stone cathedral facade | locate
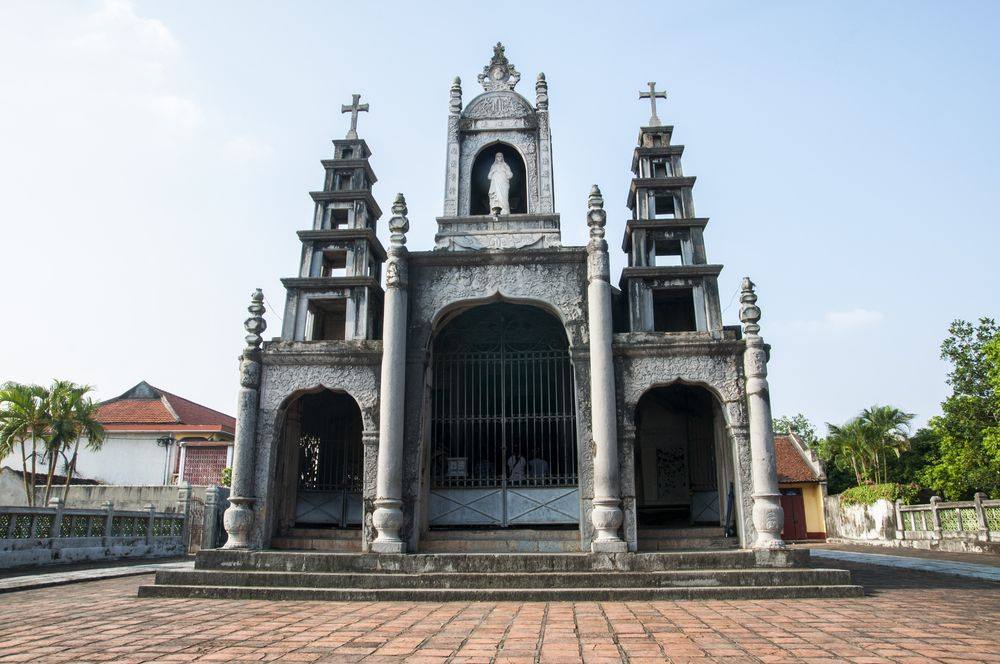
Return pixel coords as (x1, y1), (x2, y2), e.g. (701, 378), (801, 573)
(219, 44), (789, 557)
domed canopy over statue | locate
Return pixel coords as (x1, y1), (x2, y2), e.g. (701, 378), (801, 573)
(487, 152), (513, 215)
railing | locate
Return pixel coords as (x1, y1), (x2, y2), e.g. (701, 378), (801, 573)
(895, 493), (1000, 543)
(0, 498), (186, 569)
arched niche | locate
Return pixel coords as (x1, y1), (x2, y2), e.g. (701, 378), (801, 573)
(469, 143), (527, 215)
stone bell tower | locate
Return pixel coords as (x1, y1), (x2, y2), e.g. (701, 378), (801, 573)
(620, 83), (725, 336)
(436, 42), (559, 250)
(280, 94), (386, 341)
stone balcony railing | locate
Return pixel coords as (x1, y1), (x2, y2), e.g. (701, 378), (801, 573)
(895, 493), (1000, 544)
(0, 498), (186, 569)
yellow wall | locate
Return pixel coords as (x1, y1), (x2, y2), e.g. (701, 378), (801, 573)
(781, 482), (826, 536)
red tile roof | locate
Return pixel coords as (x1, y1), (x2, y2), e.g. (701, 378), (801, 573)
(96, 382), (235, 435)
(775, 434), (822, 483)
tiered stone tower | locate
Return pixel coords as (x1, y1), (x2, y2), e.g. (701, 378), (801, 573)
(280, 94), (386, 342)
(620, 83), (724, 335)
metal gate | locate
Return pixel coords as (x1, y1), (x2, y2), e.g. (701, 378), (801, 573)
(428, 303), (579, 527)
(294, 393), (363, 527)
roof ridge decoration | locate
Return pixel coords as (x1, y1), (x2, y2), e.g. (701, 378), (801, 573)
(478, 42), (521, 92)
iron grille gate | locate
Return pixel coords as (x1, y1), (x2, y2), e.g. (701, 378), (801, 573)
(295, 395), (363, 527)
(428, 304), (580, 527)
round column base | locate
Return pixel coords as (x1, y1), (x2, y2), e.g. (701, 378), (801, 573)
(221, 496), (256, 549)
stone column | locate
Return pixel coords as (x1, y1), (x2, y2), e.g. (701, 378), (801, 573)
(739, 278), (785, 549)
(585, 186), (627, 553)
(443, 79), (462, 216)
(222, 289), (267, 549)
(372, 194), (410, 554)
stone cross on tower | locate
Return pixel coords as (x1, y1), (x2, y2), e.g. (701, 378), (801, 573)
(341, 93), (369, 140)
(639, 81), (667, 127)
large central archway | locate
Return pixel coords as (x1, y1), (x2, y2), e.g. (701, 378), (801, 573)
(427, 301), (579, 527)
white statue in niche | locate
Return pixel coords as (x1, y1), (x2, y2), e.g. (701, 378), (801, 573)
(487, 152), (513, 215)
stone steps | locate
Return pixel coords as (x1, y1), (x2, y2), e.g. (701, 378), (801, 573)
(142, 549), (862, 601)
(138, 583), (862, 602)
(153, 567), (852, 590)
(194, 549), (792, 574)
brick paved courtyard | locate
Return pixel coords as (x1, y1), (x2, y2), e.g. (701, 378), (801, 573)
(0, 563), (996, 663)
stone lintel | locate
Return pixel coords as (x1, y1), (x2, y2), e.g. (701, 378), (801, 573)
(620, 264), (723, 280)
(621, 218), (709, 253)
(309, 190), (382, 219)
(280, 275), (382, 291)
(409, 245), (586, 268)
(612, 332), (744, 357)
(297, 229), (387, 261)
(261, 338), (383, 365)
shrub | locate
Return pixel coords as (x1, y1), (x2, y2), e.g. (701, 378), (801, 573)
(840, 483), (919, 506)
(220, 466), (232, 488)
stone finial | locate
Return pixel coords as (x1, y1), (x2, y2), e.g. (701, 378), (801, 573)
(388, 193), (409, 245)
(739, 277), (761, 336)
(535, 72), (549, 111)
(341, 93), (369, 139)
(449, 76), (463, 114)
(478, 42), (521, 91)
(244, 289), (267, 351)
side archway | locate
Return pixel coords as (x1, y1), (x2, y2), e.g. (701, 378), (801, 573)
(633, 383), (734, 532)
(272, 388), (364, 534)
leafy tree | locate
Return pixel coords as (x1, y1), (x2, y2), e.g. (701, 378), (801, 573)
(920, 318), (1000, 499)
(772, 413), (818, 447)
(58, 388), (105, 502)
(0, 382), (49, 506)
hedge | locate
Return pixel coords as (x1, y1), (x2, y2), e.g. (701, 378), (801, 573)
(839, 483), (919, 506)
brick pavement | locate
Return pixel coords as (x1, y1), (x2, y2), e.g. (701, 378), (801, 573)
(0, 563), (996, 663)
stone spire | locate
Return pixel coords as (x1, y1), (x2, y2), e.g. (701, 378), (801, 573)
(739, 277), (761, 336)
(535, 73), (549, 111)
(449, 77), (463, 114)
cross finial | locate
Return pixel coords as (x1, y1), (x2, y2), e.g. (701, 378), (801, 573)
(638, 81), (667, 127)
(341, 93), (369, 140)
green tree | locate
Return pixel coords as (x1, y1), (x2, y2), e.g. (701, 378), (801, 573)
(921, 318), (1000, 498)
(818, 405), (915, 487)
(859, 405), (915, 484)
(0, 382), (50, 506)
(42, 381), (105, 503)
(772, 413), (818, 447)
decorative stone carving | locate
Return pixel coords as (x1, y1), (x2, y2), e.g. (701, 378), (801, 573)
(478, 42), (521, 92)
(464, 92), (533, 120)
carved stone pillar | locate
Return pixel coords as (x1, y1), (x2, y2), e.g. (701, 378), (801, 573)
(222, 289), (266, 549)
(443, 79), (462, 216)
(372, 194), (409, 554)
(585, 186), (627, 553)
(739, 278), (785, 549)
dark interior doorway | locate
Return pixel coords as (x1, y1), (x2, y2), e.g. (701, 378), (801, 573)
(470, 143), (527, 215)
(276, 390), (363, 531)
(634, 384), (721, 526)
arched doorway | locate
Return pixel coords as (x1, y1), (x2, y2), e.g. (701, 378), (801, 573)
(634, 384), (730, 527)
(427, 302), (579, 527)
(470, 143), (527, 215)
(274, 389), (363, 532)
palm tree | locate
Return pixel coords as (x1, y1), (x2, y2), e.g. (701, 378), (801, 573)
(59, 391), (105, 502)
(42, 380), (81, 503)
(859, 405), (914, 484)
(825, 419), (872, 485)
(0, 382), (50, 506)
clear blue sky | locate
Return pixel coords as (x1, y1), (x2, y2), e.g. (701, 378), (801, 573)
(0, 1), (997, 431)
